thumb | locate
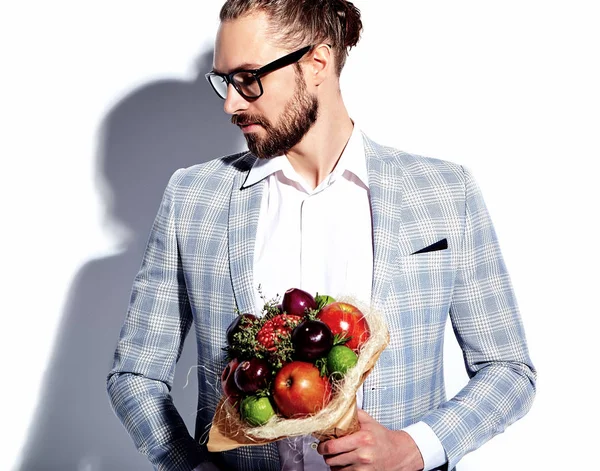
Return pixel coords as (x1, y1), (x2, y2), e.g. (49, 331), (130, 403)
(357, 408), (375, 425)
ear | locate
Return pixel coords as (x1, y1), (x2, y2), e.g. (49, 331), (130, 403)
(308, 44), (332, 86)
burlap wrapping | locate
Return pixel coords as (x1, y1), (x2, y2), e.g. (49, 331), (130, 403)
(206, 297), (389, 452)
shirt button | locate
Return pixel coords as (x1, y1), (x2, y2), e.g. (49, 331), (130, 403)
(310, 442), (318, 450)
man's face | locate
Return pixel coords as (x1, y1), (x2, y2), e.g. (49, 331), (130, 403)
(213, 12), (318, 159)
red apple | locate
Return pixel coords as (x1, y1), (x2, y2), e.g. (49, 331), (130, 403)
(221, 358), (243, 407)
(272, 361), (332, 418)
(317, 302), (370, 352)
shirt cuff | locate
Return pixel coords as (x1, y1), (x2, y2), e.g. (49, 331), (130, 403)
(402, 421), (447, 471)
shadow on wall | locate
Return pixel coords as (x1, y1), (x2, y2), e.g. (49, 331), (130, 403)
(19, 50), (244, 471)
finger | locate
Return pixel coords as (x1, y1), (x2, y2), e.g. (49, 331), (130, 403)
(325, 447), (376, 469)
(323, 449), (361, 468)
(317, 433), (362, 456)
(356, 408), (375, 424)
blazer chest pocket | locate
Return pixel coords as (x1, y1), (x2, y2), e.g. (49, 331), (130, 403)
(377, 247), (456, 369)
(394, 246), (456, 306)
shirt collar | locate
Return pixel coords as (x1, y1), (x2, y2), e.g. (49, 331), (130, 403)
(332, 123), (368, 186)
(243, 123), (368, 188)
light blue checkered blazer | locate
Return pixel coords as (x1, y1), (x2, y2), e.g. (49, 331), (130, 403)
(107, 134), (536, 471)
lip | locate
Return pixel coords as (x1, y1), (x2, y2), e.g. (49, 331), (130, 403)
(239, 123), (261, 133)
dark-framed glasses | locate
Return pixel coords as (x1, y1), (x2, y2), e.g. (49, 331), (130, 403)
(205, 45), (313, 100)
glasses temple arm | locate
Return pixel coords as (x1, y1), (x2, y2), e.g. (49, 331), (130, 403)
(254, 45), (312, 76)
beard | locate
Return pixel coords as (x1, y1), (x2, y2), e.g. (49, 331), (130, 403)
(232, 71), (319, 159)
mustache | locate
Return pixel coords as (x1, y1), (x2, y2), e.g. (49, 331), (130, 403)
(231, 113), (270, 128)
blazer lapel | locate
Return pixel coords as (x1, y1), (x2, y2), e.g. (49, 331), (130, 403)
(361, 134), (405, 414)
(228, 159), (264, 315)
(364, 135), (405, 311)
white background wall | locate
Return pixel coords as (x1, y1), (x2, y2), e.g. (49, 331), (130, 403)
(2, 1), (598, 470)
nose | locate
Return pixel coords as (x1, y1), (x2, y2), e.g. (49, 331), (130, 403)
(223, 83), (249, 115)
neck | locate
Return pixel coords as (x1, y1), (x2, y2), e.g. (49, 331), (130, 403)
(285, 97), (354, 190)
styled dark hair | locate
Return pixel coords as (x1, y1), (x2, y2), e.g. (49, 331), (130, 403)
(219, 0), (363, 76)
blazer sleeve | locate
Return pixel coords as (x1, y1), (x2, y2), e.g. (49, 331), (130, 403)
(106, 169), (206, 471)
(421, 167), (537, 469)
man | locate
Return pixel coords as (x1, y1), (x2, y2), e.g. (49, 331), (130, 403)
(107, 1), (536, 470)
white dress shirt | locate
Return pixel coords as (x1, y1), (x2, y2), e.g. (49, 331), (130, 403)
(194, 125), (446, 470)
(250, 126), (373, 315)
(250, 125), (373, 471)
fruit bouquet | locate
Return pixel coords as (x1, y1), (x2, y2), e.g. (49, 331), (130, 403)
(207, 288), (389, 452)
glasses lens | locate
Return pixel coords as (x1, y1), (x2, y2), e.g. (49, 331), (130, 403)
(208, 74), (228, 99)
(232, 72), (261, 99)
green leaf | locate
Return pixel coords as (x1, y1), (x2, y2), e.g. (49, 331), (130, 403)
(315, 293), (336, 310)
(304, 308), (320, 321)
(315, 357), (328, 377)
(256, 384), (272, 397)
(333, 333), (351, 346)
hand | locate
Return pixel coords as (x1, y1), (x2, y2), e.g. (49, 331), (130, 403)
(317, 409), (425, 471)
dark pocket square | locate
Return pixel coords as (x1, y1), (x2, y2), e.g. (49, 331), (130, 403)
(411, 238), (448, 254)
